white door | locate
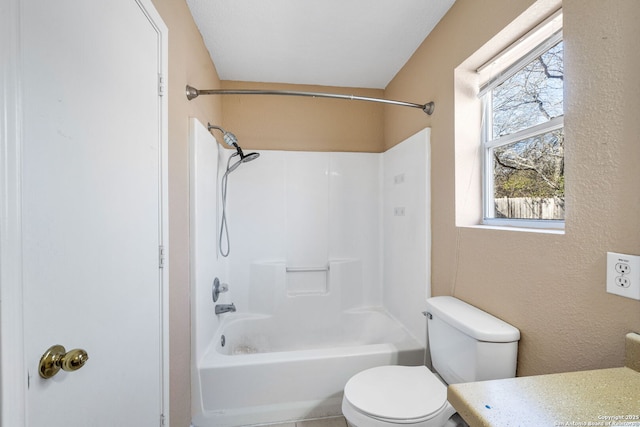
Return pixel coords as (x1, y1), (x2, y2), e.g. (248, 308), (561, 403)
(14, 0), (168, 425)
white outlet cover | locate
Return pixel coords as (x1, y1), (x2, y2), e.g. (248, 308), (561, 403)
(606, 252), (640, 300)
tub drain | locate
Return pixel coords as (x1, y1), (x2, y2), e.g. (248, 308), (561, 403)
(220, 335), (226, 347)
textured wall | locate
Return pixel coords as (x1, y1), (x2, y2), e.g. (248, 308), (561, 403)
(220, 81), (385, 153)
(385, 0), (640, 376)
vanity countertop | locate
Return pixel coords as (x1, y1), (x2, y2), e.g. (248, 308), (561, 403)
(447, 333), (640, 427)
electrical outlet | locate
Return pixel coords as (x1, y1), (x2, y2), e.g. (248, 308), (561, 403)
(615, 276), (631, 288)
(615, 262), (630, 274)
(606, 252), (640, 300)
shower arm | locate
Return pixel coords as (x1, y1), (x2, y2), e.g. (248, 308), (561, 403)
(186, 85), (435, 115)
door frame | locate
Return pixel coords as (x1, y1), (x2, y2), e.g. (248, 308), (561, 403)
(0, 0), (26, 425)
(0, 1), (169, 425)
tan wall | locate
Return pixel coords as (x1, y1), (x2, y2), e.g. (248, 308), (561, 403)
(150, 1), (222, 425)
(386, 0), (640, 376)
(220, 81), (385, 152)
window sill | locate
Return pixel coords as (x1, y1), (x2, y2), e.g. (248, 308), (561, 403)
(462, 223), (565, 235)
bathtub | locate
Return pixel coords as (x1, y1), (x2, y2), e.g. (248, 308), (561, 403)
(191, 307), (424, 427)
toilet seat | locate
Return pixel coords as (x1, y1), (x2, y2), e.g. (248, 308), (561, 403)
(343, 365), (448, 424)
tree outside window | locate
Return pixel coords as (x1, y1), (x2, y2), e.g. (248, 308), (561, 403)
(483, 36), (564, 224)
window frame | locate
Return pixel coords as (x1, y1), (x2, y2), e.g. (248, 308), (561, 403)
(479, 23), (565, 230)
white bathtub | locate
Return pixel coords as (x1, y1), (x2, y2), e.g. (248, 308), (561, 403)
(191, 307), (424, 427)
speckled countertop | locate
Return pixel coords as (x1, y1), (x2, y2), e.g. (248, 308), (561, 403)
(448, 333), (640, 427)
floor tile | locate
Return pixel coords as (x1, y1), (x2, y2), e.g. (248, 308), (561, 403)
(296, 416), (347, 427)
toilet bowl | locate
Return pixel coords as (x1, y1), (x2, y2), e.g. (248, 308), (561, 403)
(341, 296), (520, 427)
(342, 365), (456, 427)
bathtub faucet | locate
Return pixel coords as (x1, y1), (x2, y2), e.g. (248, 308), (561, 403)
(215, 303), (236, 315)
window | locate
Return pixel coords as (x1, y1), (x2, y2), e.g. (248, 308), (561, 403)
(479, 11), (564, 229)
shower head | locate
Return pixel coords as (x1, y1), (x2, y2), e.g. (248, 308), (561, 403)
(226, 151), (260, 174)
(207, 124), (238, 148)
(231, 144), (260, 162)
(242, 152), (260, 162)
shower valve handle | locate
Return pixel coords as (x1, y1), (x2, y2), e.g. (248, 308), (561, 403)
(212, 277), (229, 303)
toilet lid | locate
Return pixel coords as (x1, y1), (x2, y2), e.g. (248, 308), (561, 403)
(344, 366), (447, 422)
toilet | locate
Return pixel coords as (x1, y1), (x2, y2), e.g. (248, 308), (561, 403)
(342, 296), (521, 427)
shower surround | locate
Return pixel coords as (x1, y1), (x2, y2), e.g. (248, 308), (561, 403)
(190, 119), (430, 426)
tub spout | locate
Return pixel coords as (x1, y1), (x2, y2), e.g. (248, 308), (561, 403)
(215, 303), (236, 315)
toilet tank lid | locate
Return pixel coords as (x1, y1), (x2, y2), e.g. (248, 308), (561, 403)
(425, 296), (520, 342)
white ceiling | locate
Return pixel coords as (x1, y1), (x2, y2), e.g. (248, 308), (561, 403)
(186, 0), (456, 89)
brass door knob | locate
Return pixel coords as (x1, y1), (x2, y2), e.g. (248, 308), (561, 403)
(39, 345), (89, 379)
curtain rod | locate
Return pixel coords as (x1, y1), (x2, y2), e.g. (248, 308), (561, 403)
(185, 85), (435, 115)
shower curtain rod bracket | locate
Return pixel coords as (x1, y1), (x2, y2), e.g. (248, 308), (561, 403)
(186, 85), (434, 115)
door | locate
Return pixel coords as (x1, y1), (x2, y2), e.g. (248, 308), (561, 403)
(17, 0), (168, 425)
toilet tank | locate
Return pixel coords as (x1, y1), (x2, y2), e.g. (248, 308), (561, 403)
(425, 296), (520, 385)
